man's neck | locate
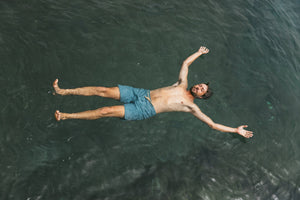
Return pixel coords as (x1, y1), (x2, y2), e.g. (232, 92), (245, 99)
(186, 90), (196, 101)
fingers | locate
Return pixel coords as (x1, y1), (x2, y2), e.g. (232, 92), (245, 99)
(247, 132), (253, 138)
(199, 46), (209, 53)
(245, 131), (253, 138)
(238, 125), (254, 138)
(242, 125), (253, 138)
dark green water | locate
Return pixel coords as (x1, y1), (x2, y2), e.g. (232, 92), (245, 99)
(1, 0), (300, 199)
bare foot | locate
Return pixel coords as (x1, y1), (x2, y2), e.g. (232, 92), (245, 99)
(53, 79), (65, 95)
(55, 110), (61, 121)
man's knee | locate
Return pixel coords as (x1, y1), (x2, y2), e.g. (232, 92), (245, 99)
(97, 106), (124, 118)
(95, 87), (119, 99)
(95, 87), (108, 96)
(98, 107), (113, 116)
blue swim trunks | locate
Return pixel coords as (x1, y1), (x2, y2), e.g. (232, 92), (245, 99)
(118, 85), (156, 120)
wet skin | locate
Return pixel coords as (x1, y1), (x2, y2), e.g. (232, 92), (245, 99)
(53, 46), (253, 138)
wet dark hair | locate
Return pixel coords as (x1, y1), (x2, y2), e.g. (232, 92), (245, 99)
(190, 82), (213, 100)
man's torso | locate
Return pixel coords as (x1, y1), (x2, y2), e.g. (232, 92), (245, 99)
(150, 84), (194, 114)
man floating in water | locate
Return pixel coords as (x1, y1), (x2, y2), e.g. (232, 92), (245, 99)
(53, 46), (253, 138)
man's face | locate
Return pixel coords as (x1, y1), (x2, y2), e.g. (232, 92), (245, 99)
(191, 83), (208, 98)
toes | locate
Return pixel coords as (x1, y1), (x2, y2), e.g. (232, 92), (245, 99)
(53, 79), (59, 87)
(55, 110), (61, 121)
(53, 79), (60, 95)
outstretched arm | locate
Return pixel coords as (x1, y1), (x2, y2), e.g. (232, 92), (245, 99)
(190, 104), (253, 138)
(177, 46), (209, 87)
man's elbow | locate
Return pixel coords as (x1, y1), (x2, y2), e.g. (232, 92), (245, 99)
(208, 122), (216, 130)
(182, 61), (190, 67)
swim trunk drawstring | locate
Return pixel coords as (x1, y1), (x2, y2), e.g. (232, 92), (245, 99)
(145, 91), (151, 102)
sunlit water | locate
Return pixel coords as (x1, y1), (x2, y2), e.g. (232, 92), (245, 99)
(1, 0), (300, 199)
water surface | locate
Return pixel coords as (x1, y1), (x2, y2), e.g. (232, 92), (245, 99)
(1, 0), (300, 199)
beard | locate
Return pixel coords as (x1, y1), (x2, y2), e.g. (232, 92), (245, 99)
(189, 86), (199, 98)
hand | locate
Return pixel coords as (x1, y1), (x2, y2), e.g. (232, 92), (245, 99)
(198, 46), (209, 54)
(236, 125), (253, 138)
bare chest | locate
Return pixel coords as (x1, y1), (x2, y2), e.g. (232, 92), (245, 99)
(150, 86), (193, 113)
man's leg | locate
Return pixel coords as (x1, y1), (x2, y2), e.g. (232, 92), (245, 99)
(53, 79), (120, 100)
(54, 105), (125, 121)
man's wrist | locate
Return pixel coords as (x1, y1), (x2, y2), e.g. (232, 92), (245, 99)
(230, 128), (237, 133)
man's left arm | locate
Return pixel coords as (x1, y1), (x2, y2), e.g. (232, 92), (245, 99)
(189, 104), (253, 138)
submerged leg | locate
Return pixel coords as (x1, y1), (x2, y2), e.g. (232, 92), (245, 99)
(54, 105), (125, 121)
(53, 79), (120, 100)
